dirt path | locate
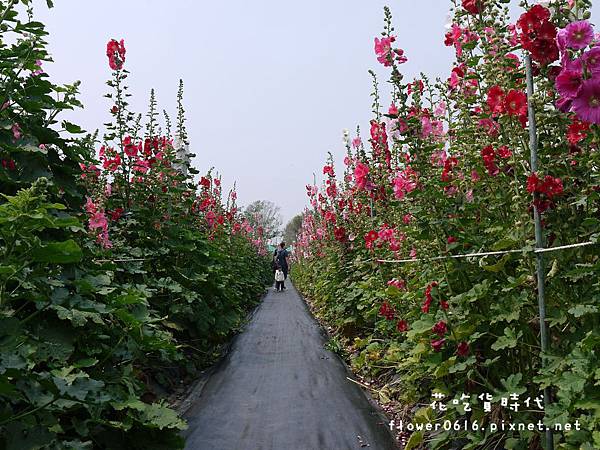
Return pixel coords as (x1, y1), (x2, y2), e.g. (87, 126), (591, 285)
(183, 280), (397, 450)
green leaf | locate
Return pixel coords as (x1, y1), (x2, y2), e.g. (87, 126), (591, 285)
(491, 327), (522, 351)
(32, 239), (82, 263)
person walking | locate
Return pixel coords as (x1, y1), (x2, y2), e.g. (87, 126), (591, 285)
(275, 242), (290, 289)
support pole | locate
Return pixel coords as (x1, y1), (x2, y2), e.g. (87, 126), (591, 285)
(525, 53), (554, 450)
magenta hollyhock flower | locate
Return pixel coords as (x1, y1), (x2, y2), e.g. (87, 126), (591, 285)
(353, 162), (369, 189)
(572, 79), (600, 123)
(457, 341), (470, 357)
(564, 20), (594, 50)
(374, 36), (394, 66)
(555, 68), (583, 99)
(11, 123), (21, 141)
(583, 47), (600, 73)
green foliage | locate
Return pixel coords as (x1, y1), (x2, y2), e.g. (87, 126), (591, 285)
(0, 2), (270, 448)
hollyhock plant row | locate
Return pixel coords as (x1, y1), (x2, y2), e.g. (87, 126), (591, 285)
(294, 2), (599, 449)
(0, 3), (270, 448)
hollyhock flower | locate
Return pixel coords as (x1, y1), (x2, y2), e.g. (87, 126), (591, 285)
(323, 165), (335, 176)
(564, 20), (594, 50)
(364, 230), (378, 249)
(432, 320), (448, 337)
(85, 197), (97, 214)
(497, 146), (512, 159)
(567, 119), (590, 144)
(392, 168), (417, 200)
(410, 247), (417, 259)
(106, 38), (126, 70)
(387, 278), (406, 290)
(378, 301), (395, 320)
(431, 338), (446, 352)
(518, 5), (558, 65)
(504, 90), (527, 116)
(403, 214), (412, 224)
(351, 137), (362, 149)
(556, 68), (583, 99)
(388, 103), (399, 116)
(457, 341), (470, 357)
(32, 60), (44, 76)
(583, 47), (600, 73)
(440, 299), (450, 310)
(572, 79), (600, 123)
(396, 320), (409, 332)
(333, 226), (347, 242)
(447, 236), (457, 244)
(110, 208), (124, 221)
(123, 136), (139, 157)
(462, 0), (482, 15)
(11, 123), (21, 141)
(103, 155), (121, 172)
(97, 230), (112, 249)
(374, 36), (394, 66)
(478, 118), (500, 137)
(353, 162), (370, 190)
(89, 211), (108, 231)
(486, 85), (505, 115)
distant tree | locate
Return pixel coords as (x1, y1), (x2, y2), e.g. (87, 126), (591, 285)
(243, 200), (282, 241)
(283, 214), (303, 245)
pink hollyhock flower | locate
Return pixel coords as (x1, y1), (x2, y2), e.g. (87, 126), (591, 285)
(410, 247), (417, 259)
(84, 197), (97, 214)
(402, 214), (412, 224)
(32, 60), (44, 76)
(353, 162), (370, 190)
(323, 165), (334, 176)
(374, 36), (394, 66)
(392, 169), (417, 200)
(97, 230), (112, 249)
(11, 123), (21, 141)
(351, 137), (362, 149)
(555, 68), (583, 99)
(564, 20), (594, 50)
(447, 236), (457, 244)
(572, 79), (600, 123)
(388, 103), (399, 116)
(89, 211), (108, 231)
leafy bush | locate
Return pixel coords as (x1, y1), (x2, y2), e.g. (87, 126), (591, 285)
(0, 1), (269, 448)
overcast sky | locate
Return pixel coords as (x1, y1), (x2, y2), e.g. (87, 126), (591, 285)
(37, 1), (600, 224)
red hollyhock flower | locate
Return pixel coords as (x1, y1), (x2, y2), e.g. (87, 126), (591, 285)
(323, 165), (335, 176)
(517, 5), (558, 66)
(106, 39), (126, 70)
(333, 226), (347, 242)
(378, 301), (395, 321)
(504, 90), (527, 116)
(440, 299), (449, 310)
(432, 320), (448, 337)
(431, 338), (446, 352)
(497, 145), (512, 159)
(567, 119), (590, 145)
(462, 0), (482, 15)
(364, 230), (378, 249)
(396, 320), (409, 332)
(486, 85), (505, 115)
(457, 341), (470, 357)
(199, 176), (211, 188)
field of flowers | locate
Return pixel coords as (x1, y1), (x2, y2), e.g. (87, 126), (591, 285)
(0, 1), (270, 448)
(295, 1), (600, 449)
